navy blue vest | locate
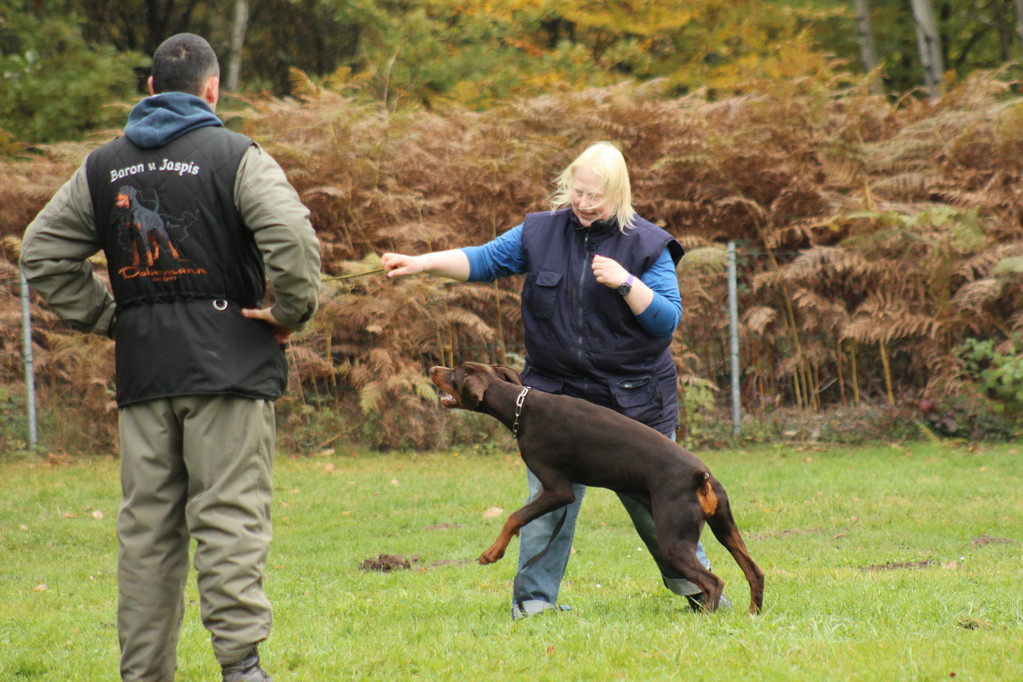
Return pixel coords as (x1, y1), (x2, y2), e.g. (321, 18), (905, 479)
(519, 209), (683, 435)
(86, 126), (287, 406)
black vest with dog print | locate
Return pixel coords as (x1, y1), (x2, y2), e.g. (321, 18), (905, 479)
(85, 126), (287, 406)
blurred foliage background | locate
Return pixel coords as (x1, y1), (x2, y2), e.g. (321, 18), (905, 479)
(4, 0), (1023, 143)
(3, 0), (1023, 454)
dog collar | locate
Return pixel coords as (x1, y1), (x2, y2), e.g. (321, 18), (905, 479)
(511, 386), (531, 437)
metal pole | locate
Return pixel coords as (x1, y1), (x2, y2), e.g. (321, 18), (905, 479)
(19, 272), (38, 449)
(727, 242), (740, 436)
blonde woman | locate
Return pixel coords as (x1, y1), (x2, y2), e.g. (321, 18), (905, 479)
(383, 141), (724, 618)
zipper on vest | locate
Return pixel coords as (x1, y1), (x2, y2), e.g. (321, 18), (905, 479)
(575, 229), (591, 372)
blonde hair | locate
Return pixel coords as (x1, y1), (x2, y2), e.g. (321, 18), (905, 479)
(550, 141), (636, 230)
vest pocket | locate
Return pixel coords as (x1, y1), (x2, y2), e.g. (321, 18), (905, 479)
(524, 270), (562, 320)
(520, 366), (564, 393)
(611, 375), (661, 425)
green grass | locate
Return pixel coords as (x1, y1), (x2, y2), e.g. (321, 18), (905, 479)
(1, 442), (1021, 680)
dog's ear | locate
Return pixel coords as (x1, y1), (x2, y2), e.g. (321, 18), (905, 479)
(461, 373), (489, 409)
(491, 365), (523, 386)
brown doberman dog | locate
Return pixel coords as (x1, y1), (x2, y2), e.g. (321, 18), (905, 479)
(429, 362), (765, 614)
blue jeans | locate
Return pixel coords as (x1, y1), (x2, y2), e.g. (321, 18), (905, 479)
(513, 468), (711, 606)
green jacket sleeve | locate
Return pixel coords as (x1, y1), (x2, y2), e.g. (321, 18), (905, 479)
(19, 160), (117, 336)
(234, 143), (321, 331)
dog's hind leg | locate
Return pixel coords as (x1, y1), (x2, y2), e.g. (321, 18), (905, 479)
(704, 480), (765, 614)
(651, 498), (726, 611)
(159, 231), (182, 260)
(657, 548), (725, 611)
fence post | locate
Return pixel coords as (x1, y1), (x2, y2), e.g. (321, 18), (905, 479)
(20, 272), (38, 450)
(728, 242), (741, 436)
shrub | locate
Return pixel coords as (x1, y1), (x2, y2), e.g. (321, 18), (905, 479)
(0, 12), (143, 145)
(958, 337), (1023, 410)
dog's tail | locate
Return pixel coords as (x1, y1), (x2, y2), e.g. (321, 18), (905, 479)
(695, 471), (718, 517)
(702, 476), (765, 614)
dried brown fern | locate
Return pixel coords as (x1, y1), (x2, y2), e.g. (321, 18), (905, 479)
(6, 70), (1023, 451)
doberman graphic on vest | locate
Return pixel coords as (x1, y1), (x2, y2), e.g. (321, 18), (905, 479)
(115, 185), (185, 266)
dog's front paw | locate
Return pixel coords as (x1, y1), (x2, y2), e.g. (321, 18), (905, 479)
(479, 546), (506, 564)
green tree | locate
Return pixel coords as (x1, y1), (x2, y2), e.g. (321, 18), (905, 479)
(0, 3), (143, 145)
(8, 0), (1023, 141)
(321, 0), (846, 107)
(795, 0), (1023, 95)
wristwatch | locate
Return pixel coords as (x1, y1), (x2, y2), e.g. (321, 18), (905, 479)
(617, 273), (634, 296)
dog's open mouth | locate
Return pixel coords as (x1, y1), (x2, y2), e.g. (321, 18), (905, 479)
(428, 366), (459, 408)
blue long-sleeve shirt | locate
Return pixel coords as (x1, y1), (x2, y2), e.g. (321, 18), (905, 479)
(462, 223), (682, 338)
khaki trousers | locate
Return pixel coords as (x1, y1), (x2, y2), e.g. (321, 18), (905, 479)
(117, 395), (275, 681)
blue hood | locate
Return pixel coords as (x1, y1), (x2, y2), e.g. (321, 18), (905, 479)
(124, 92), (223, 149)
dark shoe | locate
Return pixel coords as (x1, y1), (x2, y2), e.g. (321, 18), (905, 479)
(222, 652), (271, 682)
(685, 593), (733, 612)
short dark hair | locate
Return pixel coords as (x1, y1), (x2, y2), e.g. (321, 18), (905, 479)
(151, 33), (220, 96)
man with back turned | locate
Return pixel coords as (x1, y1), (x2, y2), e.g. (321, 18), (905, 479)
(20, 33), (321, 681)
